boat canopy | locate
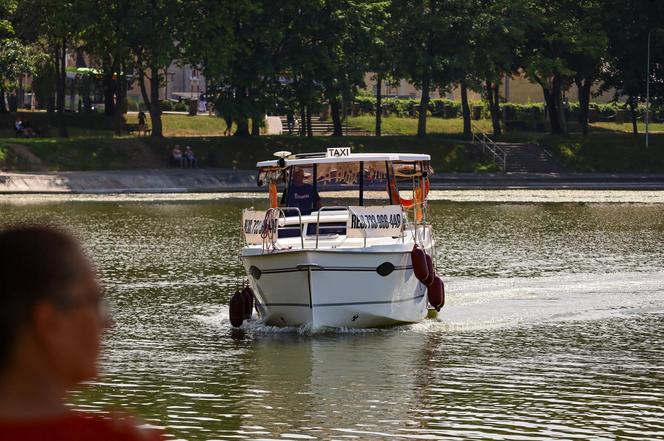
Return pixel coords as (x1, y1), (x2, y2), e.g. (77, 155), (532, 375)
(256, 153), (431, 168)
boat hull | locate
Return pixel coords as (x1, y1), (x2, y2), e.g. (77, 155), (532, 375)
(241, 248), (429, 328)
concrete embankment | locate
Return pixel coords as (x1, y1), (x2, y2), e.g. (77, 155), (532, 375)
(1, 169), (664, 193)
(0, 169), (257, 193)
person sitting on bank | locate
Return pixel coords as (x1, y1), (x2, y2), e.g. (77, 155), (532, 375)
(14, 117), (23, 136)
(172, 145), (184, 168)
(14, 117), (34, 137)
(137, 110), (147, 135)
(0, 226), (165, 441)
(184, 146), (197, 168)
(283, 168), (320, 215)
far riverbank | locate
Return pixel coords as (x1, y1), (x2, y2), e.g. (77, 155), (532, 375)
(2, 169), (664, 194)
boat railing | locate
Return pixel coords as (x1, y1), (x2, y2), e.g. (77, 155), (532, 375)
(264, 207), (304, 250)
(257, 205), (428, 250)
(315, 206), (349, 248)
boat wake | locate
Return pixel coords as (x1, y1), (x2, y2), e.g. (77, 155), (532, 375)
(195, 270), (664, 336)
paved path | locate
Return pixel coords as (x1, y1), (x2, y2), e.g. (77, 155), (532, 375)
(428, 172), (664, 190)
(1, 169), (664, 193)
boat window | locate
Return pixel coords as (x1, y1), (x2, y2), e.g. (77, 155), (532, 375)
(316, 161), (391, 206)
(305, 222), (347, 236)
(277, 224), (303, 238)
(361, 161), (391, 204)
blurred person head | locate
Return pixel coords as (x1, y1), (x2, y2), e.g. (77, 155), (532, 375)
(292, 168), (305, 186)
(0, 226), (108, 393)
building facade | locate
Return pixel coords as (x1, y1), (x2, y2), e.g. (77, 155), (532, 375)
(363, 73), (615, 104)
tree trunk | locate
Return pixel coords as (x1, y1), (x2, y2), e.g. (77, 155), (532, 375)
(486, 79), (502, 136)
(0, 87), (7, 113)
(460, 79), (471, 136)
(251, 116), (261, 136)
(553, 75), (568, 135)
(629, 97), (638, 136)
(417, 75), (430, 137)
(56, 41), (68, 138)
(17, 76), (25, 109)
(234, 118), (250, 136)
(540, 75), (567, 135)
(82, 76), (93, 113)
(576, 76), (591, 137)
(299, 104), (306, 136)
(330, 96), (343, 136)
(138, 69), (151, 113)
(103, 71), (116, 116)
(306, 105), (313, 137)
(233, 87), (251, 137)
(542, 86), (561, 134)
(375, 75), (382, 137)
(114, 68), (127, 135)
(149, 66), (163, 138)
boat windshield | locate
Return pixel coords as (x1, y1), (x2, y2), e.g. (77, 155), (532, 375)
(281, 161), (411, 214)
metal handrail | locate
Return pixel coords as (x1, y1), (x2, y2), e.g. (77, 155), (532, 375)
(266, 204), (421, 250)
(315, 206), (349, 248)
(264, 207), (304, 250)
(472, 131), (507, 171)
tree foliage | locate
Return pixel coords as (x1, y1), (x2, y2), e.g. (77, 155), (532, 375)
(1, 0), (663, 139)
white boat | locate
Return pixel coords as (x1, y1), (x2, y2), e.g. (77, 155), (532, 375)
(235, 148), (443, 329)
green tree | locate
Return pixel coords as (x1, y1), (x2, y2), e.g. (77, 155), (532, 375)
(126, 0), (185, 138)
(463, 0), (528, 136)
(14, 0), (82, 136)
(521, 0), (607, 136)
(600, 0), (664, 135)
(77, 0), (136, 132)
(308, 1), (379, 136)
(0, 0), (38, 113)
(363, 1), (392, 136)
(390, 0), (464, 137)
(187, 0), (286, 136)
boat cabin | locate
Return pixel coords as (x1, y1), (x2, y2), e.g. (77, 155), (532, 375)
(246, 150), (433, 247)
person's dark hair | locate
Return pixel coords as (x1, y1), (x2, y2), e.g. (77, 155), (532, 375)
(0, 226), (86, 369)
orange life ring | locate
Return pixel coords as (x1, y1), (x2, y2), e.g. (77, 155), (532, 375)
(389, 179), (429, 208)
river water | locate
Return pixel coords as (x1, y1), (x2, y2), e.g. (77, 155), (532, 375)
(1, 191), (663, 440)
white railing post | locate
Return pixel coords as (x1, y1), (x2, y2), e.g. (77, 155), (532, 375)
(471, 126), (507, 172)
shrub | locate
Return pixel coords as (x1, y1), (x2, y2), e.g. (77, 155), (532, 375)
(173, 101), (188, 112)
(160, 100), (174, 111)
(354, 96), (377, 114)
(428, 99), (462, 118)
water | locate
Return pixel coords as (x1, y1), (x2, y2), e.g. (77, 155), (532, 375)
(1, 192), (663, 440)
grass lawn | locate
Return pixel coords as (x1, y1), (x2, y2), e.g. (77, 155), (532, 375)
(2, 111), (664, 173)
(347, 115), (495, 136)
(0, 135), (498, 173)
(347, 115), (664, 137)
(0, 111), (233, 138)
(539, 133), (664, 173)
(590, 121), (664, 134)
(126, 113), (231, 137)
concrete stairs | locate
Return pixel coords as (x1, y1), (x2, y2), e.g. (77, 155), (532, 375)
(278, 116), (369, 136)
(471, 131), (565, 173)
(496, 143), (566, 173)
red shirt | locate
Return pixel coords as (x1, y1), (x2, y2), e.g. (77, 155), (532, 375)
(0, 412), (165, 441)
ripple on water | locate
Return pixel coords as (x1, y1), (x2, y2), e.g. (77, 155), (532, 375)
(1, 196), (662, 440)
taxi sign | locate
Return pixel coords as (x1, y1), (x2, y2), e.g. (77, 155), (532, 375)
(326, 147), (351, 158)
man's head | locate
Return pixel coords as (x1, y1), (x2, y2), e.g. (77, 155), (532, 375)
(292, 169), (305, 186)
(0, 226), (107, 386)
